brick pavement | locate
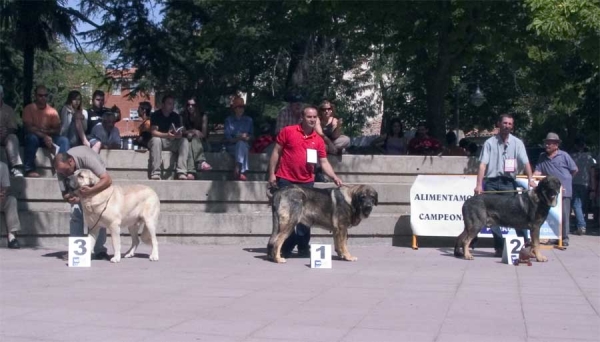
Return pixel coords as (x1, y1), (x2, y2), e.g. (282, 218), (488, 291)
(1, 235), (599, 342)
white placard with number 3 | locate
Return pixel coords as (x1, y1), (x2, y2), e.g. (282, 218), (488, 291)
(68, 237), (91, 267)
(502, 236), (524, 266)
(310, 244), (332, 269)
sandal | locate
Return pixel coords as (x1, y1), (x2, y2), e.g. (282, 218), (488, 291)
(198, 161), (212, 171)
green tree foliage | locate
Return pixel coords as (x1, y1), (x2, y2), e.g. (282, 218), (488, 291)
(1, 39), (106, 116)
(3, 0), (597, 150)
(0, 0), (77, 105)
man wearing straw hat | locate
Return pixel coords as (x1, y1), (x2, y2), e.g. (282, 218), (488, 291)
(534, 132), (578, 246)
(475, 114), (536, 256)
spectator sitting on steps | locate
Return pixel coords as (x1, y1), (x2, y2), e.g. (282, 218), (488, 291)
(148, 94), (190, 180)
(0, 161), (22, 249)
(88, 112), (122, 153)
(86, 90), (121, 135)
(136, 101), (152, 149)
(442, 131), (468, 156)
(316, 100), (350, 155)
(59, 90), (89, 148)
(0, 85), (24, 177)
(407, 122), (443, 156)
(22, 85), (70, 177)
(224, 96), (253, 181)
(181, 97), (212, 179)
(371, 117), (409, 155)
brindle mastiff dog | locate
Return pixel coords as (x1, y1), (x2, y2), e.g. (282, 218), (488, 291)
(69, 169), (160, 263)
(454, 176), (561, 262)
(267, 184), (378, 263)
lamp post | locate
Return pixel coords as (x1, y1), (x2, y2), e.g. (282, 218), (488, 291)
(455, 80), (485, 143)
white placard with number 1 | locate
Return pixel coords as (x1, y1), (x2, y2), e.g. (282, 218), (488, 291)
(310, 244), (332, 269)
(502, 236), (524, 266)
(68, 237), (91, 267)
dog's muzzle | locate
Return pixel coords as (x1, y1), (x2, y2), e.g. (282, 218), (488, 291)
(362, 202), (374, 216)
(550, 192), (558, 207)
(67, 175), (79, 191)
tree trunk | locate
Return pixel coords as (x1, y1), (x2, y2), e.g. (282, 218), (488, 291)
(425, 69), (451, 142)
(22, 43), (35, 107)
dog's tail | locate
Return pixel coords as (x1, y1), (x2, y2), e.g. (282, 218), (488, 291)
(140, 225), (152, 245)
(266, 184), (279, 204)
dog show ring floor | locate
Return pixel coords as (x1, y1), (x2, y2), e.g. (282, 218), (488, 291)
(1, 235), (599, 342)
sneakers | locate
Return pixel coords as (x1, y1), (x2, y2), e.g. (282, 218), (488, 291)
(297, 249), (310, 258)
(177, 173), (188, 180)
(7, 238), (20, 249)
(494, 249), (503, 257)
(576, 227), (586, 236)
(10, 168), (23, 177)
(198, 161), (212, 171)
(186, 173), (196, 180)
(92, 251), (110, 260)
(150, 174), (161, 180)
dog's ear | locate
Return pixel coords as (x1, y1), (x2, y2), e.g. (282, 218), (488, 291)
(372, 190), (378, 206)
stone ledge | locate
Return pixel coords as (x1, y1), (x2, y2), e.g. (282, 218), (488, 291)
(9, 178), (414, 204)
(2, 148), (479, 176)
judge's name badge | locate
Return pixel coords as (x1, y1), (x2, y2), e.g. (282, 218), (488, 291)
(504, 158), (516, 172)
(307, 148), (317, 164)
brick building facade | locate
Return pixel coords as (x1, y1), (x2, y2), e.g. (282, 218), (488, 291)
(103, 68), (155, 138)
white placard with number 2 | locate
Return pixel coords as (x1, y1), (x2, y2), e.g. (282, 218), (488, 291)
(502, 236), (524, 266)
(68, 237), (91, 267)
(310, 244), (332, 269)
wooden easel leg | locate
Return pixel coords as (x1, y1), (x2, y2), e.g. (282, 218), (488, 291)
(412, 235), (419, 250)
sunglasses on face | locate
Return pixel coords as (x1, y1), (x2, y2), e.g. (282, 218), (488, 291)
(321, 107), (332, 111)
(37, 93), (49, 97)
(187, 103), (196, 107)
(94, 98), (103, 101)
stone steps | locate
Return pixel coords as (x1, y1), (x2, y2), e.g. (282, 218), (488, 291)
(1, 147), (478, 247)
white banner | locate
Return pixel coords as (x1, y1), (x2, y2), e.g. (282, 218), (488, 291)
(410, 175), (561, 239)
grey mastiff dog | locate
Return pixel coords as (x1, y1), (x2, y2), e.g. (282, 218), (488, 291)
(267, 184), (378, 263)
(454, 176), (561, 262)
(69, 169), (161, 263)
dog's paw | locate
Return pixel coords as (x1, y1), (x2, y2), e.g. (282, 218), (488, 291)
(149, 254), (159, 261)
(535, 254), (548, 262)
(124, 252), (135, 258)
(110, 256), (121, 263)
(273, 257), (287, 263)
(342, 255), (358, 261)
(464, 254), (474, 260)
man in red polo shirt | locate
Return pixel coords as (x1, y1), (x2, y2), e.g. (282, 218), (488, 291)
(268, 106), (343, 258)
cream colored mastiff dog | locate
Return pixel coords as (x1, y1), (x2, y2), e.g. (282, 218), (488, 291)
(68, 169), (160, 262)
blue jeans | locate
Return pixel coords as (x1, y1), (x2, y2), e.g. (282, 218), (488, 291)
(226, 141), (250, 173)
(572, 184), (588, 229)
(277, 178), (314, 254)
(24, 133), (69, 172)
(71, 203), (107, 254)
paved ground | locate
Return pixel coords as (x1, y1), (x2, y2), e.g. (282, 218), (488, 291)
(1, 234), (599, 342)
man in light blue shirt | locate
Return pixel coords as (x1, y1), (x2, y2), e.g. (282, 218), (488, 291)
(475, 114), (536, 256)
(535, 132), (578, 246)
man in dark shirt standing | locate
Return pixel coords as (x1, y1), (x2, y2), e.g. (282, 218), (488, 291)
(534, 132), (578, 246)
(148, 94), (190, 180)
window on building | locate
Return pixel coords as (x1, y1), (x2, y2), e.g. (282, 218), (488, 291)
(112, 84), (121, 96)
(129, 108), (139, 120)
